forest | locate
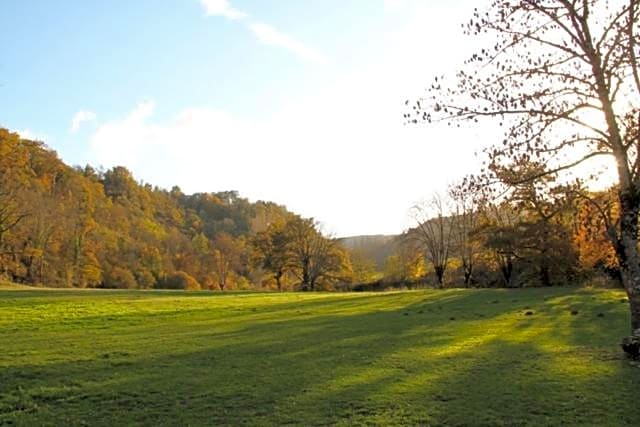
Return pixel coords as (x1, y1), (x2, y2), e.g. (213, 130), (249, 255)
(0, 127), (618, 292)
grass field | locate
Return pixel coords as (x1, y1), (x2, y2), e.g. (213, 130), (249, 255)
(1, 287), (639, 426)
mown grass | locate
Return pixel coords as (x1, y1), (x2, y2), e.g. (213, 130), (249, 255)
(0, 287), (638, 426)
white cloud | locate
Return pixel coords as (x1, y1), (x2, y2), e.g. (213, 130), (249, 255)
(249, 23), (328, 65)
(199, 0), (328, 64)
(70, 110), (97, 133)
(89, 100), (255, 191)
(87, 0), (492, 236)
(200, 0), (247, 20)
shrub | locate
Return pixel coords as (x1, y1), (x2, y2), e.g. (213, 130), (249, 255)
(158, 271), (201, 291)
(135, 269), (156, 289)
(103, 267), (137, 289)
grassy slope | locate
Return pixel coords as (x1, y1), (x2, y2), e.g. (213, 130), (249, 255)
(0, 288), (638, 426)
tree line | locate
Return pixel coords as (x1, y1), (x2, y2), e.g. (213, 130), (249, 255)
(391, 175), (617, 290)
(0, 128), (350, 291)
(0, 127), (622, 294)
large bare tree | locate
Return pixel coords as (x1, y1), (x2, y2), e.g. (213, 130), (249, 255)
(410, 0), (640, 354)
(409, 194), (454, 287)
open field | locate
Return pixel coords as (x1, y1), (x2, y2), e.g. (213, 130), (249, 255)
(1, 288), (639, 426)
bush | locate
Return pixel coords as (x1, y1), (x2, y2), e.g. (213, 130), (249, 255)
(157, 271), (201, 291)
(234, 276), (253, 291)
(103, 267), (137, 289)
(135, 269), (156, 289)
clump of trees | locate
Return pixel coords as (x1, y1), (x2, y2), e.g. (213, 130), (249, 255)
(252, 215), (351, 291)
(403, 180), (584, 289)
(338, 182), (618, 292)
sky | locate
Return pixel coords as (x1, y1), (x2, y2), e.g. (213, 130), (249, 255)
(0, 0), (499, 237)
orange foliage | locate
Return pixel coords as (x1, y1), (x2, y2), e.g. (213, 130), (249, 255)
(574, 191), (618, 270)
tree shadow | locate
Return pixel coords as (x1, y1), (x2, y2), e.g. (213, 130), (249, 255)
(1, 288), (638, 425)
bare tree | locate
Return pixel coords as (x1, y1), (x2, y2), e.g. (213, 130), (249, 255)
(410, 0), (640, 354)
(211, 233), (243, 291)
(409, 194), (454, 287)
(449, 183), (481, 286)
(476, 199), (521, 287)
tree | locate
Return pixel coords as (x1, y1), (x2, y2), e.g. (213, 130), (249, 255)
(0, 130), (31, 260)
(102, 166), (139, 203)
(349, 249), (380, 284)
(382, 246), (425, 286)
(21, 193), (59, 284)
(411, 0), (640, 353)
(62, 177), (104, 288)
(449, 183), (481, 286)
(285, 216), (349, 291)
(252, 219), (292, 291)
(496, 162), (580, 286)
(408, 194), (454, 286)
(211, 233), (243, 291)
(477, 219), (519, 287)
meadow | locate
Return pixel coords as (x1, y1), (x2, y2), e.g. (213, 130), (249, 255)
(1, 286), (639, 426)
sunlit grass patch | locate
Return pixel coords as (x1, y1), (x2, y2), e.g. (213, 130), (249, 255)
(0, 287), (638, 425)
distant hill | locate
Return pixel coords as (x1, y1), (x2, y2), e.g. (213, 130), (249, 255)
(338, 235), (399, 269)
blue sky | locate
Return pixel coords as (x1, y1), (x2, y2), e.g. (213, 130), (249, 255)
(1, 0), (495, 236)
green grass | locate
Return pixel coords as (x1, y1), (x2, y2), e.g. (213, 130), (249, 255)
(0, 288), (638, 426)
(0, 282), (40, 290)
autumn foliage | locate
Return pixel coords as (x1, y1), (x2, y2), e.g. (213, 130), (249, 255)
(0, 129), (350, 290)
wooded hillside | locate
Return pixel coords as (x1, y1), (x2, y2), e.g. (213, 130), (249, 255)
(0, 128), (303, 289)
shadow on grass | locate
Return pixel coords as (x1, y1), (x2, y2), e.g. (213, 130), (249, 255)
(1, 289), (638, 426)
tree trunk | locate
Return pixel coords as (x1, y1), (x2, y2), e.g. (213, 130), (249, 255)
(629, 291), (640, 337)
(434, 265), (445, 287)
(539, 262), (551, 287)
(463, 262), (472, 287)
(617, 189), (640, 338)
(500, 256), (513, 287)
(301, 260), (310, 291)
(300, 255), (318, 291)
(38, 255), (45, 284)
(592, 40), (640, 339)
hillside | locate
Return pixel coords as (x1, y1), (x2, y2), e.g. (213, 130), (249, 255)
(0, 129), (294, 290)
(338, 234), (399, 269)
